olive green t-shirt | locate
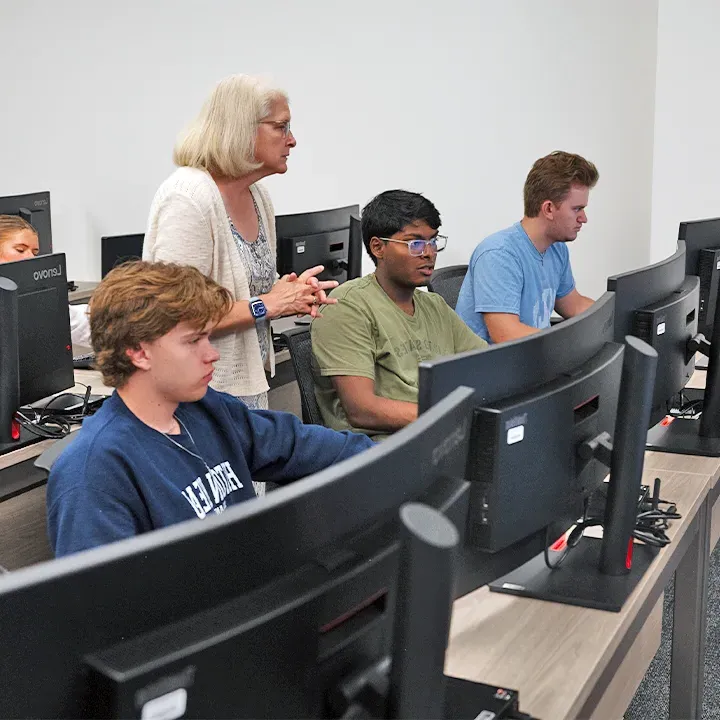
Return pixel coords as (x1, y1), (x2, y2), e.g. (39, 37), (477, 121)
(311, 273), (487, 439)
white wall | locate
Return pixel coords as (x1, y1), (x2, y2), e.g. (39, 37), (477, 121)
(0, 0), (658, 298)
(651, 0), (720, 261)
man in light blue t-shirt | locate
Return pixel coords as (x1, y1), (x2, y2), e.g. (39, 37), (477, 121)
(456, 151), (597, 344)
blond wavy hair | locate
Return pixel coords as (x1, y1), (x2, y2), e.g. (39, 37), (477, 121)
(173, 74), (288, 179)
(0, 214), (37, 250)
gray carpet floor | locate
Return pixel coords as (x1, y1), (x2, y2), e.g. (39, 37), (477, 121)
(625, 542), (720, 719)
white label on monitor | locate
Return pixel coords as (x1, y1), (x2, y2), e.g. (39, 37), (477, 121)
(141, 689), (187, 720)
(507, 425), (524, 445)
(501, 582), (526, 591)
(296, 242), (305, 254)
(657, 322), (666, 335)
(474, 712), (497, 720)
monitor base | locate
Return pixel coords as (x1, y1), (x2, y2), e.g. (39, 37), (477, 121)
(0, 425), (45, 457)
(646, 417), (720, 457)
(488, 537), (658, 612)
(444, 675), (529, 719)
(678, 386), (705, 407)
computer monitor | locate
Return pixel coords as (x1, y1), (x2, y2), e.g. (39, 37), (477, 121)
(0, 386), (528, 718)
(607, 240), (699, 428)
(418, 294), (660, 611)
(0, 191), (52, 255)
(681, 217), (720, 343)
(101, 233), (145, 278)
(643, 276), (720, 458)
(0, 253), (74, 451)
(276, 205), (362, 284)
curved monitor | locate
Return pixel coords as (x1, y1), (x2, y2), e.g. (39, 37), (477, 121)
(0, 387), (474, 718)
(608, 241), (687, 340)
(418, 293), (622, 595)
(680, 218), (720, 340)
(607, 241), (698, 426)
(419, 290), (616, 409)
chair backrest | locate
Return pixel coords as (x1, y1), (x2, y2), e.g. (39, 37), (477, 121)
(280, 327), (324, 426)
(427, 265), (469, 309)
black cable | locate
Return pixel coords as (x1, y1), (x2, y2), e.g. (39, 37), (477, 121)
(543, 499), (598, 570)
(14, 410), (70, 439)
(13, 383), (103, 441)
(545, 479), (681, 569)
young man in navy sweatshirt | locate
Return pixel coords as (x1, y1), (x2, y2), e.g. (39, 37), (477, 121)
(47, 261), (374, 557)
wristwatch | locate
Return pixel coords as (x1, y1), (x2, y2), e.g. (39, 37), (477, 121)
(249, 296), (268, 324)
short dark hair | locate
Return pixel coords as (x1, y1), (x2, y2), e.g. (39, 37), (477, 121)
(360, 190), (441, 265)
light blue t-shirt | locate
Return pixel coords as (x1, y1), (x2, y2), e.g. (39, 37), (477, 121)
(455, 222), (575, 343)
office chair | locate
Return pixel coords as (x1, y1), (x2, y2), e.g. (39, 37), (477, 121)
(280, 327), (325, 426)
(428, 265), (469, 309)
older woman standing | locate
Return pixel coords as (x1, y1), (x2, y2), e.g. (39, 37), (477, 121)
(144, 74), (335, 413)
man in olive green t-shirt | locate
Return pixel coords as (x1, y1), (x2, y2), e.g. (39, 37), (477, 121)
(311, 190), (487, 440)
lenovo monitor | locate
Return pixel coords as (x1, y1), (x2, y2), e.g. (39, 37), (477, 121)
(419, 294), (659, 610)
(0, 386), (529, 718)
(607, 240), (699, 428)
(0, 191), (52, 255)
(0, 253), (74, 453)
(276, 205), (362, 284)
(680, 217), (720, 344)
(101, 233), (145, 278)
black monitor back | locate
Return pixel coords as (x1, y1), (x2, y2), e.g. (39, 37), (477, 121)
(680, 218), (720, 339)
(0, 387), (474, 719)
(0, 191), (52, 255)
(0, 253), (73, 405)
(276, 205), (361, 284)
(101, 233), (145, 278)
(418, 293), (619, 553)
(608, 242), (697, 425)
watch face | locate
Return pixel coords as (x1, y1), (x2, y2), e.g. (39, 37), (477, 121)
(250, 299), (266, 319)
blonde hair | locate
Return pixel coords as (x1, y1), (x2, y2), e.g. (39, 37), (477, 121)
(524, 151), (599, 217)
(0, 214), (37, 248)
(90, 261), (233, 388)
(173, 74), (288, 179)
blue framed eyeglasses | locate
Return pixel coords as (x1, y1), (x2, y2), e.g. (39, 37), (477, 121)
(379, 235), (448, 256)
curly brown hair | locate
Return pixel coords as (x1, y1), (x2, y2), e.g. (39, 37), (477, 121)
(90, 261), (233, 387)
(523, 151), (599, 218)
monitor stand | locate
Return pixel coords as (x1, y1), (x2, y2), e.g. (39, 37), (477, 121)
(489, 537), (658, 612)
(646, 416), (720, 456)
(0, 424), (46, 457)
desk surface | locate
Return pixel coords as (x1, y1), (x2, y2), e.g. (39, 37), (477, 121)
(0, 371), (112, 472)
(68, 281), (97, 305)
(445, 461), (716, 720)
(0, 365), (714, 718)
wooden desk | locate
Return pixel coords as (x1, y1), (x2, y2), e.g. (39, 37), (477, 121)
(68, 281), (97, 305)
(446, 463), (714, 720)
(0, 371), (113, 570)
(0, 370), (113, 477)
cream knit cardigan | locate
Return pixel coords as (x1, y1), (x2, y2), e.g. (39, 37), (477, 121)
(144, 166), (276, 397)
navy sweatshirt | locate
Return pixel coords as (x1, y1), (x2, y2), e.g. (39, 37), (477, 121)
(47, 388), (375, 557)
